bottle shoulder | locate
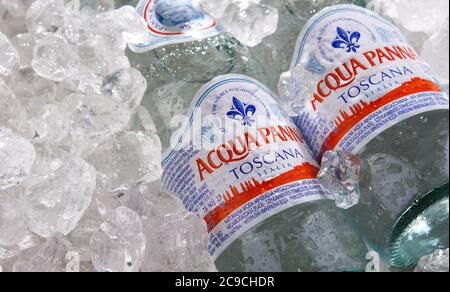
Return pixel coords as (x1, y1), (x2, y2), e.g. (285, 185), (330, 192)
(129, 33), (268, 85)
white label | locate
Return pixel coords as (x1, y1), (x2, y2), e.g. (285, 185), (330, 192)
(291, 5), (449, 159)
(131, 0), (222, 51)
(162, 74), (328, 257)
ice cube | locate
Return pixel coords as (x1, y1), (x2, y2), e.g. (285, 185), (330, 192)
(0, 194), (28, 249)
(25, 158), (96, 238)
(92, 185), (123, 216)
(102, 68), (147, 110)
(11, 33), (35, 68)
(0, 7), (28, 38)
(1, 0), (34, 18)
(142, 212), (217, 272)
(278, 66), (317, 116)
(141, 189), (216, 272)
(0, 231), (40, 261)
(64, 65), (104, 95)
(125, 181), (182, 217)
(216, 0), (279, 47)
(368, 0), (449, 40)
(29, 144), (68, 181)
(200, 0), (279, 47)
(62, 93), (132, 156)
(0, 32), (20, 82)
(395, 0), (448, 34)
(318, 151), (361, 209)
(26, 0), (67, 37)
(0, 185), (42, 261)
(90, 206), (146, 272)
(200, 0), (230, 19)
(5, 119), (36, 141)
(75, 38), (131, 77)
(415, 248), (449, 272)
(0, 128), (36, 190)
(67, 204), (103, 263)
(0, 78), (27, 127)
(90, 5), (149, 52)
(12, 236), (72, 272)
(87, 131), (162, 192)
(127, 106), (158, 134)
(31, 34), (77, 82)
(291, 0), (364, 20)
(78, 0), (116, 15)
(10, 68), (57, 116)
(421, 18), (449, 86)
(31, 104), (69, 145)
(94, 181), (178, 218)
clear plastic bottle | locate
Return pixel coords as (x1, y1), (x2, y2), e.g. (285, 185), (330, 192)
(115, 0), (269, 149)
(116, 0), (368, 272)
(289, 4), (449, 267)
(161, 73), (369, 272)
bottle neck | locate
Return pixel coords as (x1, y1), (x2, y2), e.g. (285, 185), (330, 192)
(153, 33), (238, 83)
(390, 182), (449, 267)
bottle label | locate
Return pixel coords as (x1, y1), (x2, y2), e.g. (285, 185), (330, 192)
(162, 74), (328, 257)
(290, 5), (449, 159)
(131, 0), (222, 51)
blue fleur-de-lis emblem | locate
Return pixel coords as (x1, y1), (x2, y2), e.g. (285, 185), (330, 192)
(227, 96), (256, 127)
(332, 27), (361, 53)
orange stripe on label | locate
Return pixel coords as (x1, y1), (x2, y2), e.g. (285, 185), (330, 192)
(204, 163), (320, 233)
(319, 77), (443, 157)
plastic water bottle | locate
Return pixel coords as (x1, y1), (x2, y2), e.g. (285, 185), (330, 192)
(115, 0), (269, 149)
(116, 0), (369, 271)
(288, 4), (449, 267)
(161, 73), (369, 272)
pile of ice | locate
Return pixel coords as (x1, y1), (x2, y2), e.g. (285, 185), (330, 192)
(367, 0), (449, 86)
(200, 0), (279, 47)
(0, 0), (215, 272)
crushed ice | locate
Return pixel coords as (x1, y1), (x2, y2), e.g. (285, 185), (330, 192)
(0, 0), (215, 272)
